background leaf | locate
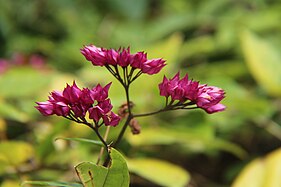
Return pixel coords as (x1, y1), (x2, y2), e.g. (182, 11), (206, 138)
(232, 149), (281, 187)
(128, 158), (190, 187)
(55, 137), (103, 147)
(0, 141), (34, 166)
(240, 30), (281, 97)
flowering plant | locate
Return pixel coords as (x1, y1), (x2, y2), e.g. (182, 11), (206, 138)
(34, 44), (225, 186)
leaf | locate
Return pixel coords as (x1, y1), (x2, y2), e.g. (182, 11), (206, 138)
(2, 180), (20, 187)
(232, 148), (281, 187)
(0, 67), (50, 98)
(240, 30), (281, 97)
(0, 99), (29, 122)
(0, 141), (34, 166)
(128, 158), (190, 187)
(75, 148), (129, 187)
(126, 127), (247, 159)
(231, 159), (264, 187)
(21, 181), (82, 187)
(55, 137), (103, 147)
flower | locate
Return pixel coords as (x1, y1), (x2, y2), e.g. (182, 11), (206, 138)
(196, 85), (226, 113)
(141, 58), (166, 75)
(81, 44), (166, 75)
(80, 45), (107, 66)
(35, 101), (55, 116)
(158, 72), (226, 114)
(102, 112), (120, 126)
(35, 81), (120, 126)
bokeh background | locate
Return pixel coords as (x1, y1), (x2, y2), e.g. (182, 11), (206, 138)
(1, 0), (281, 186)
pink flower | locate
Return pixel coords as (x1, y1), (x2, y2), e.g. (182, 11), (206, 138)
(80, 44), (166, 75)
(106, 49), (119, 65)
(141, 58), (166, 75)
(196, 85), (225, 113)
(204, 103), (226, 114)
(88, 99), (113, 122)
(52, 102), (70, 116)
(98, 99), (113, 114)
(171, 74), (189, 101)
(130, 52), (147, 69)
(35, 81), (120, 126)
(63, 81), (82, 103)
(90, 83), (112, 102)
(159, 73), (179, 97)
(117, 47), (131, 67)
(80, 45), (107, 66)
(158, 72), (226, 114)
(35, 101), (54, 116)
(102, 112), (121, 126)
(88, 106), (104, 122)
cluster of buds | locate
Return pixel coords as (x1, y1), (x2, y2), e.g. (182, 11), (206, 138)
(159, 73), (225, 114)
(35, 82), (120, 126)
(81, 45), (166, 76)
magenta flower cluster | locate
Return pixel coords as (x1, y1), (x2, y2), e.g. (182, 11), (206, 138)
(81, 45), (166, 75)
(159, 73), (226, 114)
(35, 82), (120, 126)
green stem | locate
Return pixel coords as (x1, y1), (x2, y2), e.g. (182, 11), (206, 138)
(113, 84), (132, 147)
(96, 126), (111, 165)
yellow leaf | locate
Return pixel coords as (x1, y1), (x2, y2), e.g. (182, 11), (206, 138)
(240, 30), (281, 97)
(232, 149), (281, 187)
(128, 158), (190, 187)
(231, 159), (264, 187)
(0, 141), (34, 166)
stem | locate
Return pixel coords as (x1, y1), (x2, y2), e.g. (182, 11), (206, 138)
(133, 109), (165, 118)
(103, 82), (133, 167)
(87, 123), (108, 151)
(113, 85), (132, 147)
(128, 67), (135, 81)
(133, 106), (199, 118)
(96, 126), (111, 165)
(130, 70), (142, 83)
(114, 114), (133, 147)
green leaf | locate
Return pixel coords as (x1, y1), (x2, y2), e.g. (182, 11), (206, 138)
(240, 30), (281, 97)
(21, 181), (82, 187)
(0, 67), (50, 98)
(128, 158), (190, 187)
(75, 148), (129, 187)
(127, 127), (247, 159)
(55, 137), (103, 147)
(2, 180), (20, 187)
(232, 148), (281, 187)
(0, 141), (34, 166)
(0, 99), (29, 122)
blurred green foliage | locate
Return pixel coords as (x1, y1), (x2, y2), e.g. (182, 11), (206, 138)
(1, 0), (281, 186)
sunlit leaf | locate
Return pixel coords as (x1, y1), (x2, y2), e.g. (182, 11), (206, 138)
(21, 181), (82, 187)
(128, 158), (190, 187)
(0, 67), (50, 98)
(0, 118), (6, 138)
(127, 127), (247, 159)
(232, 148), (281, 187)
(75, 148), (129, 187)
(262, 148), (281, 187)
(2, 180), (20, 187)
(240, 30), (281, 97)
(55, 137), (103, 147)
(231, 159), (264, 187)
(0, 141), (34, 166)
